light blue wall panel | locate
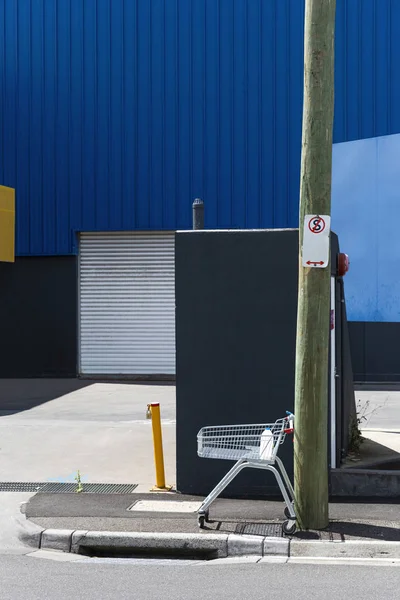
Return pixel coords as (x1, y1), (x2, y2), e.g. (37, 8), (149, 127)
(332, 133), (400, 322)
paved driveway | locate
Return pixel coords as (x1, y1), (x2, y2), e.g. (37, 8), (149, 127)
(0, 380), (176, 490)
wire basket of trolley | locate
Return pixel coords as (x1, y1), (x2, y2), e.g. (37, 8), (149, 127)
(196, 411), (296, 535)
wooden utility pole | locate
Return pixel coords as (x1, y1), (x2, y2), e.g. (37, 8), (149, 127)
(294, 0), (336, 530)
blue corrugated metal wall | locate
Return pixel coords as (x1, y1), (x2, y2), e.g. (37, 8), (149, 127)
(1, 0), (400, 256)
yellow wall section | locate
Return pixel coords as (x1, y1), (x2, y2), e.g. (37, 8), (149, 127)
(0, 185), (15, 263)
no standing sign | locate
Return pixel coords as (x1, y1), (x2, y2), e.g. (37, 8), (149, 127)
(302, 215), (331, 268)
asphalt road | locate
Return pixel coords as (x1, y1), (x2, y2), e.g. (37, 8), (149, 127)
(1, 555), (400, 600)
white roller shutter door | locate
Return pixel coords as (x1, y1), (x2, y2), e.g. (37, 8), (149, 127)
(79, 232), (175, 375)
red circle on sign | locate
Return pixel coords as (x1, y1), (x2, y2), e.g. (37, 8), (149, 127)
(308, 216), (326, 234)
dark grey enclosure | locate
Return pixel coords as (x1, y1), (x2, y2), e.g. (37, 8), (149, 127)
(175, 229), (353, 498)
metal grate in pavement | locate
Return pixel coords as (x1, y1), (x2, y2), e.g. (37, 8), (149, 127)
(234, 522), (283, 537)
(40, 483), (138, 494)
(0, 482), (138, 494)
(0, 482), (44, 492)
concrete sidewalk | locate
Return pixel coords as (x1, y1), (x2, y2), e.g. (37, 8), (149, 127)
(355, 387), (400, 463)
(0, 380), (176, 490)
(0, 380), (175, 553)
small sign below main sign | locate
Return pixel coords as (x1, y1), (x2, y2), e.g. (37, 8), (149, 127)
(302, 214), (331, 268)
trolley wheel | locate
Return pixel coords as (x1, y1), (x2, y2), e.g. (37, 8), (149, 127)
(198, 509), (209, 522)
(282, 520), (296, 536)
(284, 506), (293, 520)
(198, 515), (206, 529)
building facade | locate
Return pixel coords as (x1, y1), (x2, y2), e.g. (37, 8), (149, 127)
(1, 0), (399, 379)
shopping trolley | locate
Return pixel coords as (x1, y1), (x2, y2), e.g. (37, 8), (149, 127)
(196, 411), (296, 535)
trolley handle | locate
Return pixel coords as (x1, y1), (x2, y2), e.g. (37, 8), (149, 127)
(284, 411), (295, 434)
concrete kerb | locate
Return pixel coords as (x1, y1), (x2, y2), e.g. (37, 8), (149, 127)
(36, 529), (289, 559)
(72, 531), (231, 558)
(40, 529), (73, 553)
(331, 468), (400, 498)
(33, 529), (400, 561)
(35, 529), (400, 560)
(290, 540), (400, 560)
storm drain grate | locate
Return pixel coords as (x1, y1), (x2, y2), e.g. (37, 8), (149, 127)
(0, 482), (45, 492)
(234, 522), (283, 537)
(39, 483), (138, 494)
(0, 482), (138, 494)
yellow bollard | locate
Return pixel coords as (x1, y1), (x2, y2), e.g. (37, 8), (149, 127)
(147, 403), (172, 491)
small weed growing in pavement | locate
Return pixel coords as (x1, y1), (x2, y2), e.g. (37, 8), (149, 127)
(348, 397), (387, 455)
(75, 470), (84, 493)
(348, 413), (363, 454)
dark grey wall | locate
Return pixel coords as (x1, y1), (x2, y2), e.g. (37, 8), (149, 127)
(348, 322), (400, 382)
(175, 229), (344, 498)
(0, 257), (77, 377)
(337, 280), (357, 460)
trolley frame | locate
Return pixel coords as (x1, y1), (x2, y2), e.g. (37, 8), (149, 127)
(196, 413), (296, 534)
